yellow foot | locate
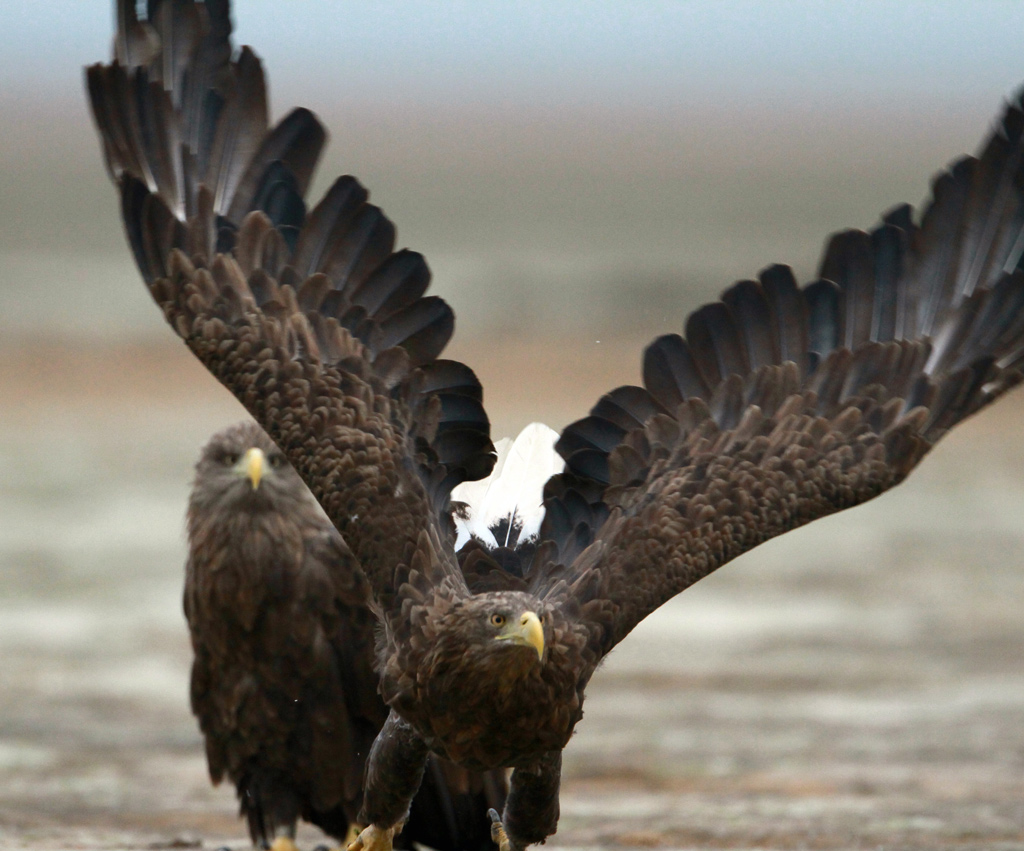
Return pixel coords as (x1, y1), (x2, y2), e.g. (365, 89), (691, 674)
(347, 824), (396, 851)
(488, 808), (515, 851)
(270, 838), (300, 851)
(343, 824), (364, 848)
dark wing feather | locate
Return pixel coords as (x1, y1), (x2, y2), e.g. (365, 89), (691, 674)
(206, 46), (268, 215)
(641, 333), (711, 409)
(759, 264), (809, 372)
(541, 91), (1024, 656)
(291, 176), (369, 279)
(722, 279), (776, 371)
(226, 107), (326, 225)
(88, 0), (495, 616)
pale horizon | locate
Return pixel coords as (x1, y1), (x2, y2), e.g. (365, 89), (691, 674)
(4, 1), (1024, 340)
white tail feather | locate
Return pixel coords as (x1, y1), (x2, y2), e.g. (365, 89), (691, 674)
(452, 423), (563, 551)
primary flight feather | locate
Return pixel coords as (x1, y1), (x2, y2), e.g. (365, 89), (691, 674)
(87, 2), (1024, 850)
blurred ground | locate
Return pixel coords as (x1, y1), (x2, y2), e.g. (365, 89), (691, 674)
(1, 336), (1023, 851)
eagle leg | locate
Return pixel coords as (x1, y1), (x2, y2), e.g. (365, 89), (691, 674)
(355, 710), (429, 851)
(490, 751), (562, 851)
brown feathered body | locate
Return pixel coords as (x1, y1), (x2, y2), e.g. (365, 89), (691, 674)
(88, 1), (1024, 849)
(186, 422), (505, 849)
(381, 591), (590, 770)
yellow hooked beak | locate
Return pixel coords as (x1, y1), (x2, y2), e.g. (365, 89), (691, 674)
(499, 611), (545, 661)
(242, 447), (265, 490)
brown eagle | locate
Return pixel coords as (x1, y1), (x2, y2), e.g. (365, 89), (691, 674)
(88, 2), (1024, 850)
(186, 421), (505, 851)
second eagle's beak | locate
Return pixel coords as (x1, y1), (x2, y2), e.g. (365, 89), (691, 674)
(505, 611), (544, 661)
(242, 447), (265, 490)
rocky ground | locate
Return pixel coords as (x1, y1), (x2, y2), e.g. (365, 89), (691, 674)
(2, 337), (1023, 851)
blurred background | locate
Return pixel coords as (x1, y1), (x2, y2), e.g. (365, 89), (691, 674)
(2, 2), (1024, 848)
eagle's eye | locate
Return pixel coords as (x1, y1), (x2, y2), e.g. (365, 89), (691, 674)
(268, 453), (286, 469)
(490, 613), (506, 627)
(221, 451), (239, 466)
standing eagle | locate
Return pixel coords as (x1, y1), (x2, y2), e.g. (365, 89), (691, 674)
(186, 421), (506, 851)
(87, 2), (1024, 850)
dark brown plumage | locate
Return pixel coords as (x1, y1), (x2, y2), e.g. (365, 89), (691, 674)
(186, 421), (505, 850)
(87, 2), (1024, 850)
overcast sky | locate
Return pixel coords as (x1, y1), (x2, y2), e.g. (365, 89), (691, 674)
(5, 2), (1024, 340)
(4, 1), (1024, 111)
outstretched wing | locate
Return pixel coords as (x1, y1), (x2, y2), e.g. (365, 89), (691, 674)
(87, 0), (493, 610)
(542, 95), (1024, 657)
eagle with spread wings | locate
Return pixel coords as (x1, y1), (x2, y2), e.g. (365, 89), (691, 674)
(88, 2), (1024, 850)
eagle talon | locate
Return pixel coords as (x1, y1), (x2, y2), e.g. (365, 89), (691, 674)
(342, 824), (364, 849)
(488, 808), (517, 851)
(269, 837), (300, 851)
(347, 823), (397, 851)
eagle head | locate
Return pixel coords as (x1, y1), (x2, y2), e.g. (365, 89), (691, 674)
(189, 421), (309, 515)
(484, 601), (545, 661)
(430, 591), (551, 673)
(397, 588), (582, 766)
